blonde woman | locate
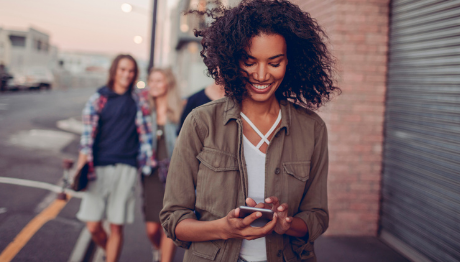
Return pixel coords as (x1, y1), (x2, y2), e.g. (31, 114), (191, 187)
(143, 68), (182, 262)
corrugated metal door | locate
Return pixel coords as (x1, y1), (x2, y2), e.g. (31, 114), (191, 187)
(381, 1), (460, 262)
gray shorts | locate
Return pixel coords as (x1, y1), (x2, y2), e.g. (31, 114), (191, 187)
(76, 163), (137, 225)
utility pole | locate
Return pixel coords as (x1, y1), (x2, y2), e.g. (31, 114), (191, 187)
(148, 0), (158, 72)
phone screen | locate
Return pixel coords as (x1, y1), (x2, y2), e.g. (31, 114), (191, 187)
(238, 206), (274, 227)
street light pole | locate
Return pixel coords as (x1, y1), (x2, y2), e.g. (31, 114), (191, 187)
(148, 0), (158, 72)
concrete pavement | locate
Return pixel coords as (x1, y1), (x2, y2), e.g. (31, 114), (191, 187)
(0, 89), (95, 262)
(84, 196), (410, 262)
(86, 221), (411, 262)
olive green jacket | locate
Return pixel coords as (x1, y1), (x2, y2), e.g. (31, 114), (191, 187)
(160, 97), (329, 262)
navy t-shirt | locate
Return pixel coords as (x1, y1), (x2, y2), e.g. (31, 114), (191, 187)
(93, 86), (139, 168)
(177, 88), (211, 135)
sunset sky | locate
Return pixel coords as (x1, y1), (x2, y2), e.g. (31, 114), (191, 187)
(0, 0), (176, 60)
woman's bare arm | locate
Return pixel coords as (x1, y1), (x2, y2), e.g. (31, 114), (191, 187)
(175, 208), (278, 242)
(284, 217), (308, 238)
(174, 219), (225, 242)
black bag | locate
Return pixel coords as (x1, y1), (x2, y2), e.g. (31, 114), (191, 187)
(71, 163), (89, 191)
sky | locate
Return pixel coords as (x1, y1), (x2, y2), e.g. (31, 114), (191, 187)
(0, 0), (178, 60)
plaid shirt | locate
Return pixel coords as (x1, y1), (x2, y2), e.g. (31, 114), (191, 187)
(80, 88), (156, 179)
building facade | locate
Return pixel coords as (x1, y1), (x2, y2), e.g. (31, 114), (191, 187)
(0, 27), (57, 72)
(56, 51), (116, 90)
(169, 0), (214, 96)
(291, 1), (460, 262)
(291, 0), (389, 236)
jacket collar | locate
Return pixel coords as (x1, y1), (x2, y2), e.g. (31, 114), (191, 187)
(223, 97), (240, 125)
(223, 97), (291, 136)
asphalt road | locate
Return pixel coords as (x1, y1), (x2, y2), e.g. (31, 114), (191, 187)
(0, 88), (94, 262)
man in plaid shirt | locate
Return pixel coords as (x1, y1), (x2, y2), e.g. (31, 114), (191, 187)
(79, 81), (156, 179)
(74, 54), (156, 262)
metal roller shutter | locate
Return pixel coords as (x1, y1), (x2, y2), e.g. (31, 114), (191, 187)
(381, 0), (460, 261)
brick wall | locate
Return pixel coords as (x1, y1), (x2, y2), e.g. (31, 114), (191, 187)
(291, 0), (390, 235)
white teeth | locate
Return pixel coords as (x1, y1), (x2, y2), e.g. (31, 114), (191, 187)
(253, 84), (270, 90)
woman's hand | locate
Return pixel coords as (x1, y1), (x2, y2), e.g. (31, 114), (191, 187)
(220, 207), (278, 240)
(246, 197), (293, 235)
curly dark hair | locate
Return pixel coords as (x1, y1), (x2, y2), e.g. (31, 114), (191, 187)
(188, 0), (340, 109)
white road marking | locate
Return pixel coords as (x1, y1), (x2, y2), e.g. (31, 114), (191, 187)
(0, 207), (7, 214)
(0, 177), (83, 198)
(8, 129), (76, 151)
(34, 191), (60, 214)
(68, 229), (92, 262)
(56, 118), (83, 135)
(93, 247), (106, 262)
(0, 103), (8, 110)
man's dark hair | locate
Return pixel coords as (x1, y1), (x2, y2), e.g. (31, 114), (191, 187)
(189, 0), (340, 109)
(107, 54), (139, 90)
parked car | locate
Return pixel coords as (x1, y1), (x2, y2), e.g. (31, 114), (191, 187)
(7, 67), (54, 91)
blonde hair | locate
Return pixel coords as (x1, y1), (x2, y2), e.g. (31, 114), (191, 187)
(148, 67), (183, 123)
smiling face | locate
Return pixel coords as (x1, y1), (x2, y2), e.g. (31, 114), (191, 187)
(114, 58), (136, 90)
(240, 33), (288, 103)
(148, 71), (168, 98)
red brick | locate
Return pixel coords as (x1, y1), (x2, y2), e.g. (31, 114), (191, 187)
(350, 203), (372, 210)
(360, 213), (380, 222)
(353, 144), (373, 152)
(361, 154), (383, 162)
(328, 201), (351, 210)
(343, 115), (362, 122)
(363, 135), (384, 142)
(328, 174), (360, 182)
(291, 0), (389, 237)
(349, 182), (378, 192)
(352, 104), (385, 113)
(359, 174), (382, 182)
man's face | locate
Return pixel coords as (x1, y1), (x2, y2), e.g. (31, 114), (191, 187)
(114, 58), (136, 89)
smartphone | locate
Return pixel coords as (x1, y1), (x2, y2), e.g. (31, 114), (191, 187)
(238, 206), (274, 220)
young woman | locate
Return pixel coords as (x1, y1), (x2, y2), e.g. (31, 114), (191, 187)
(160, 0), (340, 262)
(143, 68), (182, 262)
(76, 54), (155, 262)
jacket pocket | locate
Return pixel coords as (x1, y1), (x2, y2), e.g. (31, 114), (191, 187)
(195, 147), (239, 217)
(191, 240), (221, 261)
(283, 161), (310, 181)
(196, 147), (239, 172)
(283, 161), (311, 211)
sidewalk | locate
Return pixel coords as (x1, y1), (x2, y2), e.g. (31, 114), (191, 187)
(86, 182), (409, 262)
(315, 236), (410, 262)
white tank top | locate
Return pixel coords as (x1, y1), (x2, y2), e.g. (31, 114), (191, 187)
(239, 111), (281, 262)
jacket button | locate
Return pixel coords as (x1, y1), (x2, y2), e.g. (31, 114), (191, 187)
(277, 250), (283, 257)
(275, 168), (280, 174)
